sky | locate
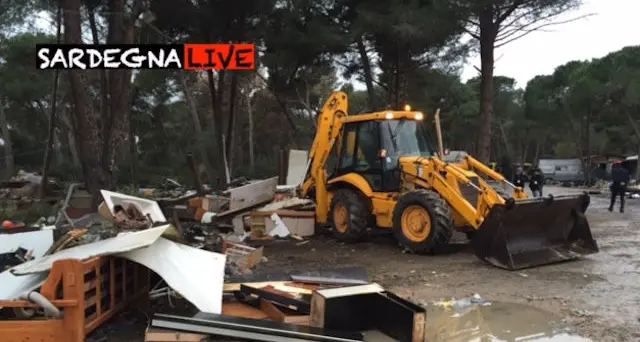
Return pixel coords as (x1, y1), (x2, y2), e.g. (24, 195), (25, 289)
(461, 0), (640, 88)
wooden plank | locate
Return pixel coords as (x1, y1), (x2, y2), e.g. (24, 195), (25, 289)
(221, 301), (269, 320)
(223, 281), (313, 295)
(251, 209), (315, 218)
(145, 327), (206, 341)
(259, 298), (286, 321)
(0, 299), (77, 308)
(260, 299), (311, 325)
(240, 284), (310, 314)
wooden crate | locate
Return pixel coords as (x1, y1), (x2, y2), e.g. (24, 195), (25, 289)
(0, 256), (150, 342)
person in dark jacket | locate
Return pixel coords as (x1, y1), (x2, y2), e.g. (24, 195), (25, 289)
(513, 166), (527, 188)
(609, 161), (630, 213)
(529, 166), (544, 197)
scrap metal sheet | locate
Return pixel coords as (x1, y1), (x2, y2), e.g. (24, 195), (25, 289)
(0, 228), (56, 300)
(225, 177), (278, 212)
(11, 225), (170, 275)
(0, 228), (54, 256)
(286, 149), (308, 186)
(119, 237), (226, 314)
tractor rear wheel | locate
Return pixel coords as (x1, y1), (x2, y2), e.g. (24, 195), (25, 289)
(393, 189), (454, 254)
(329, 189), (369, 243)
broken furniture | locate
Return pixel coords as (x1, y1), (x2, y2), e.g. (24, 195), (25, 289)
(163, 177), (279, 224)
(240, 284), (311, 314)
(0, 256), (150, 342)
(54, 183), (95, 228)
(222, 241), (263, 273)
(311, 284), (426, 342)
(250, 210), (315, 239)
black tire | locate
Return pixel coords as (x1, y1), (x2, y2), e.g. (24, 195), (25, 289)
(392, 189), (454, 254)
(329, 189), (369, 243)
(465, 231), (476, 241)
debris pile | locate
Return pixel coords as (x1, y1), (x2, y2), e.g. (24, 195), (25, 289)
(0, 182), (425, 341)
(0, 170), (63, 201)
(149, 267), (426, 342)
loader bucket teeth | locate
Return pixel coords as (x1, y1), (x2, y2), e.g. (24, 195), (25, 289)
(471, 193), (598, 270)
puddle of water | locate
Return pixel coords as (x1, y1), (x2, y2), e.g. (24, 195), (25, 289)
(425, 301), (592, 342)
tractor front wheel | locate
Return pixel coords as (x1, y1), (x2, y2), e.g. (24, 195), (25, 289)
(393, 190), (454, 254)
(329, 189), (369, 243)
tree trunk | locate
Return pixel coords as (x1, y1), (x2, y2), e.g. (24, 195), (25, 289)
(498, 120), (511, 160)
(476, 8), (497, 163)
(584, 113), (591, 184)
(248, 92), (255, 175)
(103, 0), (138, 184)
(622, 109), (640, 181)
(636, 144), (640, 182)
(226, 73), (238, 176)
(39, 69), (59, 198)
(533, 139), (541, 165)
(207, 70), (225, 173)
(87, 2), (110, 161)
(59, 108), (81, 169)
(0, 98), (13, 180)
(129, 87), (139, 191)
(179, 72), (215, 183)
(40, 2), (62, 199)
(357, 37), (376, 110)
(63, 0), (110, 209)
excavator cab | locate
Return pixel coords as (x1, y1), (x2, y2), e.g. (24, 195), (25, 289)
(327, 118), (435, 193)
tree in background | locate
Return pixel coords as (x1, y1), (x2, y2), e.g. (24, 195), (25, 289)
(458, 0), (584, 162)
(3, 0), (640, 203)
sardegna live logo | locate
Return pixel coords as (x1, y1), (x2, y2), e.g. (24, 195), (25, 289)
(36, 44), (256, 70)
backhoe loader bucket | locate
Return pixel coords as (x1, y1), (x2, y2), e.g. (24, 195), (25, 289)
(471, 193), (598, 270)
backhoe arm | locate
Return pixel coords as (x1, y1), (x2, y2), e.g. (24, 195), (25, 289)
(300, 92), (349, 222)
(462, 156), (528, 199)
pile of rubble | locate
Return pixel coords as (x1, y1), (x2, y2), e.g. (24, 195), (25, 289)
(0, 178), (427, 341)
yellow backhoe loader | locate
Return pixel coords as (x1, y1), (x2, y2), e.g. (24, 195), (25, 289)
(299, 91), (598, 270)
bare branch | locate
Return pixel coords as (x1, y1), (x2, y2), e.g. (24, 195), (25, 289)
(464, 18), (480, 28)
(497, 7), (544, 34)
(497, 11), (567, 39)
(464, 27), (480, 40)
(495, 0), (528, 25)
(495, 14), (594, 47)
(334, 59), (387, 90)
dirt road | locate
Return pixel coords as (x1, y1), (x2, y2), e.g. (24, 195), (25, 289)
(262, 186), (640, 341)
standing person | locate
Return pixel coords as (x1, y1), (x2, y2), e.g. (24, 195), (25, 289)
(513, 166), (527, 188)
(529, 166), (544, 197)
(609, 161), (630, 213)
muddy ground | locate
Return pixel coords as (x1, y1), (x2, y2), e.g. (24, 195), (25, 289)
(96, 186), (639, 341)
(259, 186), (639, 341)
